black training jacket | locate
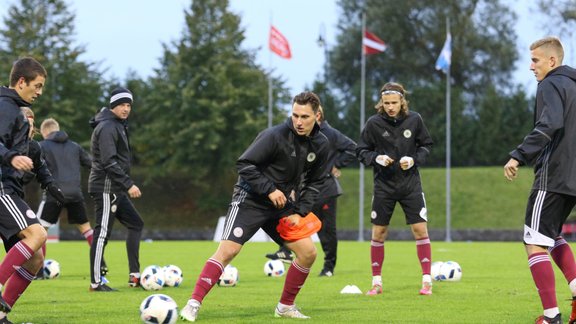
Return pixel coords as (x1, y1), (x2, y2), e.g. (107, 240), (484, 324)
(0, 87), (32, 197)
(235, 118), (331, 216)
(356, 111), (433, 196)
(510, 65), (576, 195)
(40, 130), (92, 202)
(23, 140), (55, 190)
(88, 108), (134, 194)
(316, 121), (357, 199)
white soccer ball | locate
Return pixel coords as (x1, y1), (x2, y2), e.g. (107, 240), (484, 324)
(141, 265), (165, 291)
(43, 259), (60, 279)
(218, 265), (239, 287)
(264, 259), (285, 277)
(139, 293), (178, 324)
(437, 261), (462, 281)
(163, 265), (183, 287)
(431, 261), (444, 281)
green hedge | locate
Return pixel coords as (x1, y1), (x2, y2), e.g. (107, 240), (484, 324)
(54, 166), (552, 232)
(338, 166), (535, 230)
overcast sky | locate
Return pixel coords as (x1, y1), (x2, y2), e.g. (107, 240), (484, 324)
(0, 0), (570, 97)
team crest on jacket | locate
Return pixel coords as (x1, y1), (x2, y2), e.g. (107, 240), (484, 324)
(403, 129), (412, 138)
(307, 152), (316, 162)
(26, 209), (36, 219)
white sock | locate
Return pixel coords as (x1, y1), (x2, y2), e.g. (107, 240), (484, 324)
(277, 302), (292, 311)
(570, 278), (576, 296)
(130, 272), (140, 278)
(0, 311), (6, 319)
(543, 307), (560, 318)
(422, 274), (432, 283)
(372, 275), (382, 286)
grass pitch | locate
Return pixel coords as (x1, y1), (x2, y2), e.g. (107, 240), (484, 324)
(4, 240), (573, 323)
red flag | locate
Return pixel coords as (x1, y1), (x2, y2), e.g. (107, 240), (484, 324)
(269, 26), (292, 59)
(363, 31), (386, 55)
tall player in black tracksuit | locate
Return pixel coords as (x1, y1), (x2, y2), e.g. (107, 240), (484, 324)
(357, 82), (434, 296)
(504, 37), (576, 324)
(266, 105), (357, 277)
(180, 92), (331, 321)
(88, 87), (143, 292)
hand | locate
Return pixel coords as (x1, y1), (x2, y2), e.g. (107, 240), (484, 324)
(46, 183), (66, 204)
(504, 158), (519, 181)
(399, 156), (414, 170)
(11, 155), (33, 172)
(375, 155), (394, 167)
(268, 189), (287, 209)
(331, 166), (341, 178)
(284, 214), (302, 227)
(128, 185), (142, 198)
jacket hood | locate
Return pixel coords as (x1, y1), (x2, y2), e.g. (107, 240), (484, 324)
(0, 86), (31, 106)
(548, 65), (576, 82)
(46, 130), (69, 143)
(89, 107), (117, 128)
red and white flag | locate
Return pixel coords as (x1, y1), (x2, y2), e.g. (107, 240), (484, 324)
(363, 31), (386, 55)
(269, 26), (292, 59)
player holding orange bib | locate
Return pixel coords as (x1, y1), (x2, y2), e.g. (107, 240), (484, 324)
(180, 92), (330, 321)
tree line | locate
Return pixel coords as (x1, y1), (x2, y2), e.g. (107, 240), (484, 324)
(1, 0), (573, 212)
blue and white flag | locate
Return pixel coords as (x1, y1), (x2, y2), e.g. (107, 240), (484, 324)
(435, 33), (451, 73)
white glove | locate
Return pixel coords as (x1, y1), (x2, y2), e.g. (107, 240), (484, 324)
(375, 155), (394, 167)
(399, 156), (414, 170)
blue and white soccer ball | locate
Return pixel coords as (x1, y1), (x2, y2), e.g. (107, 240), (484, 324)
(139, 293), (178, 324)
(141, 265), (165, 291)
(436, 261), (462, 281)
(163, 265), (183, 287)
(431, 261), (444, 281)
(264, 259), (285, 277)
(218, 265), (239, 287)
(43, 259), (61, 279)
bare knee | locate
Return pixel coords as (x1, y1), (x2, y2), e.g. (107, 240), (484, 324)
(372, 225), (387, 241)
(298, 245), (317, 263)
(288, 240), (317, 268)
(76, 222), (91, 234)
(410, 222), (429, 239)
(18, 224), (47, 250)
(212, 241), (243, 266)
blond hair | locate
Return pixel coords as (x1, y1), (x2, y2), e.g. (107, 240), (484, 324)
(20, 107), (37, 138)
(40, 118), (59, 138)
(530, 36), (564, 64)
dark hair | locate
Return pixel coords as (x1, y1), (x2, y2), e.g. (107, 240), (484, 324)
(293, 91), (321, 113)
(9, 57), (47, 87)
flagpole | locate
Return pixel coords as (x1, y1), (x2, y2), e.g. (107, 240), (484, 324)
(358, 12), (366, 242)
(445, 16), (452, 242)
(268, 13), (273, 128)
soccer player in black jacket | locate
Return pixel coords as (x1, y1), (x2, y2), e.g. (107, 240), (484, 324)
(504, 36), (576, 324)
(266, 105), (357, 277)
(357, 81), (434, 296)
(180, 92), (331, 321)
(0, 57), (51, 322)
